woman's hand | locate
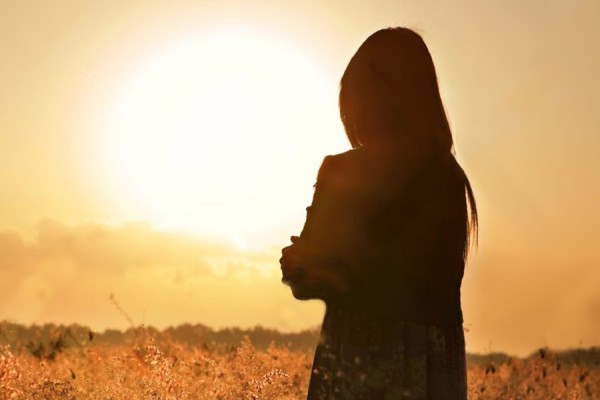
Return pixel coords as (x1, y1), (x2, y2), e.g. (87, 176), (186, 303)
(280, 236), (350, 300)
(280, 235), (302, 284)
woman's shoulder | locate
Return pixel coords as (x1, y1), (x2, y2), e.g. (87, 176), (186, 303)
(317, 148), (367, 185)
(321, 148), (365, 168)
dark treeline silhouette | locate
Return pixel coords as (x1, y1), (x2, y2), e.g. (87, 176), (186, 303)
(1, 321), (598, 370)
(0, 320), (320, 355)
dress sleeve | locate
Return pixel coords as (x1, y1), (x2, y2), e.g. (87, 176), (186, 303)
(286, 156), (355, 301)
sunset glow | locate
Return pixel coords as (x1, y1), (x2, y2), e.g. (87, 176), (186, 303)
(1, 0), (599, 357)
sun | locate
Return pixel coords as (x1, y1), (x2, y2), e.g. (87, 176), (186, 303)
(104, 28), (345, 246)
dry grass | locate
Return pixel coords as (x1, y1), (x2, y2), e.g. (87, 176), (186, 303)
(466, 349), (600, 399)
(2, 337), (599, 399)
(0, 335), (311, 400)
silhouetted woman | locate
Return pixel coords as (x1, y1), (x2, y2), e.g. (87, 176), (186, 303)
(280, 27), (477, 399)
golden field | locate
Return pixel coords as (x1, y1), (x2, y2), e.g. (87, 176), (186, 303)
(1, 323), (599, 399)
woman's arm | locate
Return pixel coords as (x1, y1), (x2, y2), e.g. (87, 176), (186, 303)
(280, 156), (355, 301)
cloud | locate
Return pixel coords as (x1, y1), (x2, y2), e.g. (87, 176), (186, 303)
(32, 218), (236, 272)
(0, 218), (231, 304)
(0, 218), (284, 277)
(0, 218), (325, 332)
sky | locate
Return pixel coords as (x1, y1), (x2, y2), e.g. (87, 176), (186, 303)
(1, 0), (599, 356)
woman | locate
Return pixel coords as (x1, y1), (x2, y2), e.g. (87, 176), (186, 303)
(280, 27), (477, 400)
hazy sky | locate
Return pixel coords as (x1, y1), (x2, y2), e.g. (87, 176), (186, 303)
(1, 0), (599, 356)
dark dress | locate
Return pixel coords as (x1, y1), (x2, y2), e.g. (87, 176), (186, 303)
(306, 308), (466, 399)
(286, 148), (469, 400)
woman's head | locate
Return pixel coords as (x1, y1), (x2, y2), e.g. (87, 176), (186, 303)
(339, 27), (452, 152)
(341, 27), (478, 258)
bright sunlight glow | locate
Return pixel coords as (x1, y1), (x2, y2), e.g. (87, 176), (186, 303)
(106, 29), (345, 246)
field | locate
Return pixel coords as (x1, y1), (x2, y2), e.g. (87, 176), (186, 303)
(1, 324), (599, 399)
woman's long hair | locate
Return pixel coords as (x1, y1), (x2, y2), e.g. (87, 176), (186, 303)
(339, 27), (478, 258)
